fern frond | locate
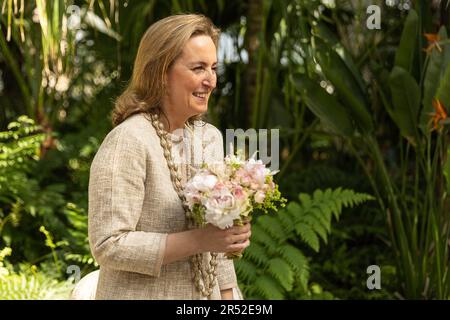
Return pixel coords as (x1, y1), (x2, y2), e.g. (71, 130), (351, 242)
(257, 215), (288, 242)
(286, 202), (301, 217)
(267, 258), (294, 291)
(295, 223), (320, 252)
(234, 259), (258, 283)
(306, 215), (329, 244)
(296, 268), (310, 293)
(298, 194), (312, 209)
(251, 224), (280, 255)
(0, 273), (73, 300)
(316, 203), (333, 231)
(238, 187), (374, 299)
(243, 242), (269, 268)
(277, 208), (295, 232)
(278, 244), (309, 274)
(254, 275), (285, 300)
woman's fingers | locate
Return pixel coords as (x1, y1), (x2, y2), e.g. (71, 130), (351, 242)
(226, 230), (251, 244)
(229, 223), (251, 235)
(228, 239), (250, 252)
(236, 230), (251, 242)
(202, 222), (252, 253)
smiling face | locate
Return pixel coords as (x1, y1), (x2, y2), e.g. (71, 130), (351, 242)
(162, 35), (218, 125)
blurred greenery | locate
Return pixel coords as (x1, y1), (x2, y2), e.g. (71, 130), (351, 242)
(1, 0), (450, 299)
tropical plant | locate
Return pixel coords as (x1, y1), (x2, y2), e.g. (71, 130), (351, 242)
(0, 0), (121, 129)
(2, 0), (447, 300)
(0, 115), (45, 241)
(281, 164), (397, 299)
(294, 3), (450, 299)
(235, 187), (374, 299)
(0, 116), (68, 262)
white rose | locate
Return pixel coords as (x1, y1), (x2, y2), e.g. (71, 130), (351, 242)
(189, 173), (217, 192)
(254, 191), (266, 204)
(203, 188), (242, 229)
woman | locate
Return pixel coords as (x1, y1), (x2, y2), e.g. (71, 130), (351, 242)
(87, 14), (251, 300)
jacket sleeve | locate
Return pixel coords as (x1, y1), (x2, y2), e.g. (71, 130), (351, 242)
(88, 126), (167, 277)
(203, 125), (239, 290)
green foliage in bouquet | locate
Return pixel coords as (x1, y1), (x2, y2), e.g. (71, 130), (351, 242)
(235, 188), (374, 299)
(190, 203), (207, 227)
(253, 178), (286, 214)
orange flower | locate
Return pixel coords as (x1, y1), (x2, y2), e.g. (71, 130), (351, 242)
(423, 33), (442, 54)
(430, 99), (448, 131)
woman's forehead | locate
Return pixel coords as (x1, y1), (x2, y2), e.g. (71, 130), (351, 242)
(178, 35), (217, 63)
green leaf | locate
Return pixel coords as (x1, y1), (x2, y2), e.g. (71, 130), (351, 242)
(234, 259), (258, 283)
(314, 39), (373, 133)
(293, 75), (355, 137)
(297, 194), (311, 209)
(295, 223), (320, 252)
(314, 205), (332, 232)
(444, 146), (450, 195)
(394, 9), (419, 73)
(286, 203), (300, 214)
(244, 242), (270, 268)
(258, 216), (287, 242)
(313, 21), (340, 46)
(0, 273), (73, 300)
(279, 244), (309, 273)
(313, 22), (367, 95)
(254, 275), (285, 300)
(277, 209), (295, 234)
(239, 188), (374, 299)
(435, 63), (450, 111)
(250, 224), (280, 255)
(267, 258), (294, 291)
(389, 66), (421, 144)
(308, 208), (329, 243)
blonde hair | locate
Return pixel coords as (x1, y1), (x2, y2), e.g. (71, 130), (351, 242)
(112, 14), (221, 127)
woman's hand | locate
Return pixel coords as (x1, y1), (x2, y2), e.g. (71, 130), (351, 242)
(162, 222), (251, 265)
(195, 222), (251, 253)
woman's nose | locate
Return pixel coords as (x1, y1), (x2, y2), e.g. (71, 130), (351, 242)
(202, 69), (217, 88)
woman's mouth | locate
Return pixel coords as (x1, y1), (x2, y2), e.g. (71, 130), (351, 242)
(193, 92), (208, 102)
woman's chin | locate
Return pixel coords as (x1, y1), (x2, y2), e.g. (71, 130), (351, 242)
(192, 104), (208, 115)
(187, 100), (209, 118)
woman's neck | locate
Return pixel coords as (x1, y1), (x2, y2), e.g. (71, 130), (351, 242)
(157, 107), (188, 134)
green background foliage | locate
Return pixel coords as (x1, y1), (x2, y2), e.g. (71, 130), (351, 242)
(1, 0), (450, 299)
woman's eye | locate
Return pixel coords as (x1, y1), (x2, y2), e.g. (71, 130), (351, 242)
(193, 66), (204, 71)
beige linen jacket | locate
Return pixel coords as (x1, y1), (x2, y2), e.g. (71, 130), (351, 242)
(88, 113), (239, 299)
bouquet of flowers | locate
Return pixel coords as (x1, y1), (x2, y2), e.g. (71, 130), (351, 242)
(183, 151), (286, 259)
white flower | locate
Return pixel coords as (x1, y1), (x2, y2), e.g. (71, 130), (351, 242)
(254, 191), (266, 204)
(187, 171), (217, 192)
(203, 187), (243, 229)
(183, 152), (281, 229)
